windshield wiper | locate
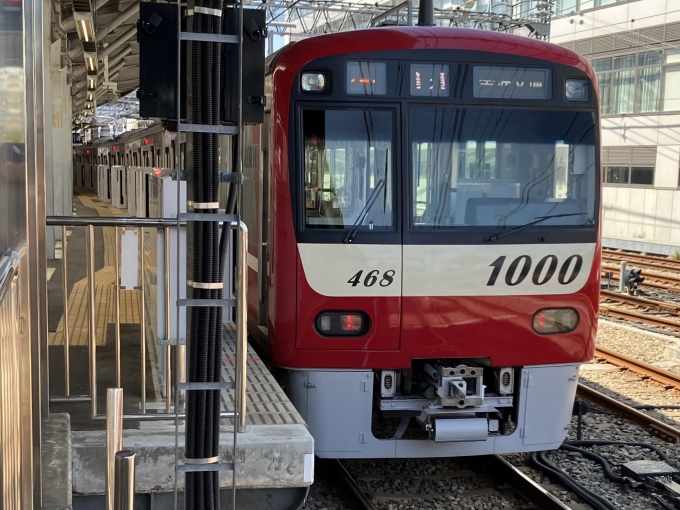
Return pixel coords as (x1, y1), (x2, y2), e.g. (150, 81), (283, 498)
(485, 212), (589, 242)
(343, 179), (386, 244)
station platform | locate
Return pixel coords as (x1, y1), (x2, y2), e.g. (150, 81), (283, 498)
(45, 189), (314, 509)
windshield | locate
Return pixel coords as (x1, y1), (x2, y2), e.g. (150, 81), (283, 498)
(410, 107), (597, 229)
(302, 109), (394, 229)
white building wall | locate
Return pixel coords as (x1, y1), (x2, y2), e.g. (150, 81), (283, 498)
(552, 0), (680, 251)
(551, 0), (679, 43)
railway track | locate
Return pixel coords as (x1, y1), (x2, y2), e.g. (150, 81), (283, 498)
(576, 383), (680, 443)
(600, 289), (680, 314)
(594, 345), (680, 390)
(599, 290), (680, 334)
(320, 456), (573, 510)
(601, 265), (680, 290)
(603, 249), (680, 272)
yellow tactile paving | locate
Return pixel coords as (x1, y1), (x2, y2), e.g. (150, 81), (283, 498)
(48, 191), (140, 346)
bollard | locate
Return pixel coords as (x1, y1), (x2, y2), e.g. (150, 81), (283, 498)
(619, 261), (627, 293)
(114, 450), (136, 510)
(106, 388), (124, 510)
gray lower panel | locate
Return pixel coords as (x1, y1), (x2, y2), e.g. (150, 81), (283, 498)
(73, 487), (309, 510)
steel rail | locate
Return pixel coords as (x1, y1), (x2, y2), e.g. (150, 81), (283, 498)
(576, 383), (680, 443)
(600, 289), (680, 314)
(603, 249), (680, 271)
(594, 346), (680, 390)
(599, 303), (680, 333)
(320, 456), (573, 510)
(318, 459), (376, 510)
(486, 455), (573, 510)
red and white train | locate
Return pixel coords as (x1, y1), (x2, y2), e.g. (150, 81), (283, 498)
(242, 26), (601, 458)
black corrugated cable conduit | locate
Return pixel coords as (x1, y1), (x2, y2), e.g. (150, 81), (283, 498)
(530, 441), (676, 510)
(186, 0), (225, 508)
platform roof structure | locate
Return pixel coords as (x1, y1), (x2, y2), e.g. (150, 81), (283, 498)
(58, 0), (563, 132)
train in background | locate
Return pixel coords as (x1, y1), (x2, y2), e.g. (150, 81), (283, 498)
(74, 25), (602, 459)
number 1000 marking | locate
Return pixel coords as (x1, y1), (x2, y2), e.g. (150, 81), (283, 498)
(487, 254), (583, 287)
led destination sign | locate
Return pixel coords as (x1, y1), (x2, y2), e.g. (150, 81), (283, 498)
(473, 66), (552, 100)
(410, 63), (449, 97)
(346, 61), (387, 96)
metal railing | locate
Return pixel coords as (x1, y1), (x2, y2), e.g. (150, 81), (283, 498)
(0, 254), (21, 509)
(45, 215), (248, 427)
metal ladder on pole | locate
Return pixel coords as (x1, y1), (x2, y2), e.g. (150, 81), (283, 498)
(171, 1), (247, 509)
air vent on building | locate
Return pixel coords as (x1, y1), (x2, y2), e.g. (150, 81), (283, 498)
(615, 33), (637, 50)
(574, 40), (592, 55)
(602, 146), (657, 167)
(631, 147), (657, 166)
(82, 42), (96, 53)
(592, 36), (615, 54)
(665, 22), (680, 42)
(639, 27), (664, 45)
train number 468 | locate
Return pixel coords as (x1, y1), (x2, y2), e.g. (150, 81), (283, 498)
(487, 255), (583, 287)
(347, 269), (396, 287)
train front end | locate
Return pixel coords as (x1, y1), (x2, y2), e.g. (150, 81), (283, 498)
(268, 27), (601, 458)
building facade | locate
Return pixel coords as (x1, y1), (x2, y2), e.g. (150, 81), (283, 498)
(552, 0), (680, 254)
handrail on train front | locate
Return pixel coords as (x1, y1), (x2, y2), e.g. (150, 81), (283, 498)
(45, 215), (248, 431)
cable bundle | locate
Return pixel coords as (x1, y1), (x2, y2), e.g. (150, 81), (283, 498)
(186, 1), (227, 508)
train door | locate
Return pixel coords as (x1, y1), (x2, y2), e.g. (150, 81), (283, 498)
(257, 113), (271, 325)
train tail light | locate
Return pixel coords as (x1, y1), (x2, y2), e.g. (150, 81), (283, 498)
(532, 308), (579, 335)
(340, 314), (362, 332)
(315, 311), (369, 336)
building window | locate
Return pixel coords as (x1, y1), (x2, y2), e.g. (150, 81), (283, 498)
(574, 0), (636, 9)
(604, 166), (654, 185)
(602, 146), (656, 186)
(593, 49), (680, 115)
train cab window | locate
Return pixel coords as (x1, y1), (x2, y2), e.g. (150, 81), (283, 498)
(410, 107), (597, 228)
(302, 108), (394, 229)
(170, 141), (176, 169)
(156, 148), (162, 167)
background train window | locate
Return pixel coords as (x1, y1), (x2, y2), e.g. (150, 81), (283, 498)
(410, 107), (597, 228)
(170, 141), (176, 169)
(302, 108), (394, 229)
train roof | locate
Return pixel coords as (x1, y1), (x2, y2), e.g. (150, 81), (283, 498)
(269, 26), (592, 79)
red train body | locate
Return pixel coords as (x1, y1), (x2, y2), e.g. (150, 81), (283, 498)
(242, 26), (601, 457)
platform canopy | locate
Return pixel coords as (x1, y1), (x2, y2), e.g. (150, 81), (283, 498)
(58, 0), (561, 131)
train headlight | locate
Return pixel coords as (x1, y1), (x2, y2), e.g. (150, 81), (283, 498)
(315, 311), (369, 336)
(565, 79), (589, 102)
(532, 308), (579, 334)
(301, 72), (328, 93)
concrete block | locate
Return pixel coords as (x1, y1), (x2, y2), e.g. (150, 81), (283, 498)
(42, 413), (72, 510)
(71, 424), (314, 495)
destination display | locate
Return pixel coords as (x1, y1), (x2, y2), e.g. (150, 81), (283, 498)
(410, 63), (449, 97)
(473, 66), (552, 100)
(346, 61), (387, 95)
